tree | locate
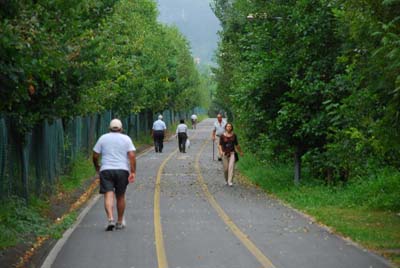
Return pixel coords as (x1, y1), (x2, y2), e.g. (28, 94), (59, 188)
(212, 0), (400, 182)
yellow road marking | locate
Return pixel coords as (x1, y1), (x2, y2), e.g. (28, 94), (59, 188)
(153, 130), (199, 268)
(195, 140), (276, 268)
(154, 148), (178, 268)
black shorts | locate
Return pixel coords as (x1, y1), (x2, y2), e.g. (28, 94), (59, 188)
(99, 170), (129, 196)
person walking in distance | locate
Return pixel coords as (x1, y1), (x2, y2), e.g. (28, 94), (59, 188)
(212, 113), (226, 161)
(92, 119), (136, 231)
(152, 114), (167, 153)
(191, 114), (198, 129)
(218, 122), (244, 186)
(175, 119), (188, 153)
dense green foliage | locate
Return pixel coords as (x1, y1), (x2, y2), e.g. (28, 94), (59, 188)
(240, 156), (400, 211)
(212, 0), (400, 182)
(0, 0), (203, 137)
(0, 195), (78, 249)
(0, 196), (49, 248)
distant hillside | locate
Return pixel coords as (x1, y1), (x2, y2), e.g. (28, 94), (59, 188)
(156, 0), (220, 64)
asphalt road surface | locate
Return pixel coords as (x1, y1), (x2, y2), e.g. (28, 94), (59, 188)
(42, 119), (392, 268)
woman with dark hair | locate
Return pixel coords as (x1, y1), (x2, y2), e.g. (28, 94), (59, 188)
(175, 119), (188, 153)
(218, 122), (244, 186)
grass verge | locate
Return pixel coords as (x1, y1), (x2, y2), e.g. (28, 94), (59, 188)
(0, 154), (94, 250)
(59, 154), (95, 192)
(237, 154), (400, 266)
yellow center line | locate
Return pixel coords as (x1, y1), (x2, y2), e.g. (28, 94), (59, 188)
(154, 130), (198, 268)
(154, 148), (178, 268)
(195, 140), (276, 268)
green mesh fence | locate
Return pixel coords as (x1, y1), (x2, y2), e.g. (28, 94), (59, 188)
(0, 109), (201, 201)
(0, 117), (6, 193)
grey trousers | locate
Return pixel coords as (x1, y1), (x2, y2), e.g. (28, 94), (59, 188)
(222, 152), (235, 184)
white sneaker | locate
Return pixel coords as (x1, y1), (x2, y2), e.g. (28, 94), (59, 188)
(116, 217), (126, 230)
(228, 182), (233, 187)
(105, 220), (115, 231)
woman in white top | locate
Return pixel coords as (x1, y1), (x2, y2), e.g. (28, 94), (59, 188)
(191, 114), (198, 129)
(176, 119), (188, 153)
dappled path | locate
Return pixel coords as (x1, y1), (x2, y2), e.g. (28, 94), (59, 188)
(43, 119), (392, 268)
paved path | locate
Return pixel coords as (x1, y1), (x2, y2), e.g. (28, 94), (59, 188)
(43, 119), (392, 268)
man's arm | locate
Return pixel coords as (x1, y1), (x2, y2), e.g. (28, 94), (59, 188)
(218, 143), (223, 156)
(128, 151), (136, 183)
(151, 122), (155, 137)
(92, 152), (100, 177)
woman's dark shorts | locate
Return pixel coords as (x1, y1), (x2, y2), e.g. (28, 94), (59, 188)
(99, 169), (129, 196)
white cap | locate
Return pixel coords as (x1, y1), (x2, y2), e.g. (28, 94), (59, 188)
(158, 115), (163, 120)
(109, 119), (122, 130)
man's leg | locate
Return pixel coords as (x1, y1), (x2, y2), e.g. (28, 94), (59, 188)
(104, 191), (114, 220)
(159, 134), (164, 152)
(182, 137), (187, 153)
(114, 170), (129, 229)
(216, 136), (222, 161)
(178, 135), (182, 152)
(104, 191), (115, 230)
(100, 171), (116, 230)
(154, 136), (158, 152)
(155, 132), (162, 153)
(116, 193), (126, 224)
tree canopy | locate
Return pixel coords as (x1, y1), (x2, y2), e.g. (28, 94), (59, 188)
(211, 0), (400, 182)
(0, 0), (203, 137)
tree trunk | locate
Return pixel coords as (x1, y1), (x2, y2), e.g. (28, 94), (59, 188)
(88, 114), (96, 150)
(20, 138), (29, 204)
(294, 149), (301, 185)
(136, 113), (140, 139)
(145, 110), (150, 135)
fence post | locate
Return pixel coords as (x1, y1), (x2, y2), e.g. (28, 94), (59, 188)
(88, 115), (96, 154)
(21, 135), (29, 204)
(136, 114), (140, 139)
(0, 117), (7, 193)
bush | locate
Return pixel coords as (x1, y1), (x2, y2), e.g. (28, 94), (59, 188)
(343, 169), (400, 211)
(239, 153), (400, 211)
(0, 197), (50, 249)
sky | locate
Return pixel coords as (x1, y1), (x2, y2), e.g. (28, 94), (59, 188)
(156, 0), (221, 65)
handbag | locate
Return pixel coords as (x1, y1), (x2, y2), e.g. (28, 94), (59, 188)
(234, 151), (239, 162)
(185, 138), (190, 148)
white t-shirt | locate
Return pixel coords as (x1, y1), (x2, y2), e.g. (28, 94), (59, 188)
(153, 119), (167, 131)
(93, 132), (136, 171)
(176, 123), (188, 134)
(214, 120), (226, 136)
(191, 114), (197, 120)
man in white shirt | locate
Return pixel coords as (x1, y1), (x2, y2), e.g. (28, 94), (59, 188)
(212, 113), (227, 161)
(152, 114), (167, 153)
(191, 114), (198, 129)
(175, 119), (188, 153)
(93, 119), (136, 231)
